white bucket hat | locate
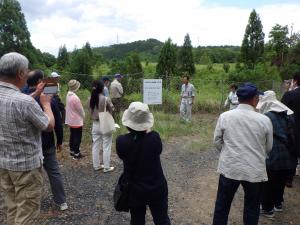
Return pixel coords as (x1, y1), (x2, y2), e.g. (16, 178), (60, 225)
(122, 102), (154, 131)
(257, 90), (293, 115)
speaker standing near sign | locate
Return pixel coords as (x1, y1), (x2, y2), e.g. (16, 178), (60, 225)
(180, 74), (195, 123)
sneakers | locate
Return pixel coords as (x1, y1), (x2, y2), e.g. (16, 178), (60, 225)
(274, 204), (283, 212)
(94, 165), (104, 171)
(72, 153), (85, 160)
(103, 167), (115, 173)
(57, 202), (68, 211)
(70, 151), (75, 157)
(261, 209), (275, 218)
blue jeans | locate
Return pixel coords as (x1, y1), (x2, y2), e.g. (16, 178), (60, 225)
(130, 198), (171, 225)
(43, 148), (66, 205)
(213, 175), (263, 225)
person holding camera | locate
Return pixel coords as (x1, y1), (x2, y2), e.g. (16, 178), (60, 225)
(23, 70), (68, 211)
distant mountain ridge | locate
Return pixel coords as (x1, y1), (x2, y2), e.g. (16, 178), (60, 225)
(92, 38), (241, 63)
(93, 38), (164, 62)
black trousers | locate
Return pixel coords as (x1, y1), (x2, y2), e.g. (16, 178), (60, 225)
(130, 198), (171, 225)
(212, 175), (263, 225)
(69, 127), (82, 154)
(261, 169), (293, 211)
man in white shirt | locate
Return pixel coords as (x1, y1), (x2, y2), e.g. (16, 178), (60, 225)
(180, 75), (195, 122)
(224, 84), (239, 110)
(110, 74), (123, 120)
(212, 82), (273, 225)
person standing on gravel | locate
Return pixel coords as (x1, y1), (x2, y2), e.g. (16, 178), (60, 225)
(212, 82), (273, 225)
(65, 79), (85, 160)
(116, 102), (171, 225)
(88, 80), (115, 173)
(257, 90), (297, 218)
(0, 53), (55, 225)
(24, 70), (68, 211)
(180, 74), (195, 122)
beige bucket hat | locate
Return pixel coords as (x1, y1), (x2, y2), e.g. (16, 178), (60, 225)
(122, 102), (154, 131)
(257, 90), (293, 115)
(68, 79), (80, 92)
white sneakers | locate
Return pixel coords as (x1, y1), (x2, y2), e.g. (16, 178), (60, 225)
(58, 202), (68, 211)
(94, 164), (105, 171)
(103, 167), (115, 173)
(94, 165), (115, 172)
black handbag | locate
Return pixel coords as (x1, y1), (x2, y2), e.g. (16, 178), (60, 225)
(113, 173), (130, 212)
(113, 135), (142, 212)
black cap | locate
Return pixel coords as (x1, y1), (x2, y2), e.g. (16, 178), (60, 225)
(101, 76), (110, 82)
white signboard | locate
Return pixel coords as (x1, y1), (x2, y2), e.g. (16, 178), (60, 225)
(143, 79), (162, 105)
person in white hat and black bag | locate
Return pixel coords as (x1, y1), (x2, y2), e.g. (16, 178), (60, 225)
(116, 102), (171, 225)
(257, 90), (298, 218)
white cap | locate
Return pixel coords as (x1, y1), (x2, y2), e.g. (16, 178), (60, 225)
(51, 72), (60, 78)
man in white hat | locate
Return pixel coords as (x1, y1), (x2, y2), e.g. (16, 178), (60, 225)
(50, 71), (65, 124)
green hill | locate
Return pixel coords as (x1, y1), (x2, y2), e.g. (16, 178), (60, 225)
(92, 38), (240, 63)
(93, 38), (164, 62)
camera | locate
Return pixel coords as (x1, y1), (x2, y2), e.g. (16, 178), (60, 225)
(42, 78), (58, 95)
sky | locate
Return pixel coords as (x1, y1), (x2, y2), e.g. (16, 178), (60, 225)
(18, 0), (300, 56)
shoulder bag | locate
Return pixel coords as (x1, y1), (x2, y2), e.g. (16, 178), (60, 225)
(99, 97), (115, 134)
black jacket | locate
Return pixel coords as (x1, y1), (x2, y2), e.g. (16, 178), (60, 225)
(25, 88), (63, 153)
(282, 87), (300, 156)
(116, 131), (168, 206)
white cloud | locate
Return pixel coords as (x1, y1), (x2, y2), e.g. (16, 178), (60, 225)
(19, 0), (300, 55)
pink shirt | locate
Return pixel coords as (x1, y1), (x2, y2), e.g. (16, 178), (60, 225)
(65, 91), (85, 127)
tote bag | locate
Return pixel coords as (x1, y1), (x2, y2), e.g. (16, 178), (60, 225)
(99, 97), (115, 134)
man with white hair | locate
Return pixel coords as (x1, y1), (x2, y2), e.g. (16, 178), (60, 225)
(0, 52), (55, 225)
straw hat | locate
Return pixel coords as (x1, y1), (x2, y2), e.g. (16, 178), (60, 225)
(257, 90), (293, 115)
(68, 79), (80, 92)
(122, 102), (154, 131)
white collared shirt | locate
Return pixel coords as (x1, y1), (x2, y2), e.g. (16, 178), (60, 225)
(214, 104), (273, 182)
(224, 91), (239, 110)
(181, 83), (195, 99)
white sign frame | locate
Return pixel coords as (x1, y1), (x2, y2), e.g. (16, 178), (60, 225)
(143, 79), (162, 105)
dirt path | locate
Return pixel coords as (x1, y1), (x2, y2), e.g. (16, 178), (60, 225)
(0, 137), (299, 225)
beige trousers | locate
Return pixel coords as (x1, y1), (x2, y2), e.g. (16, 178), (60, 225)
(0, 168), (43, 225)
